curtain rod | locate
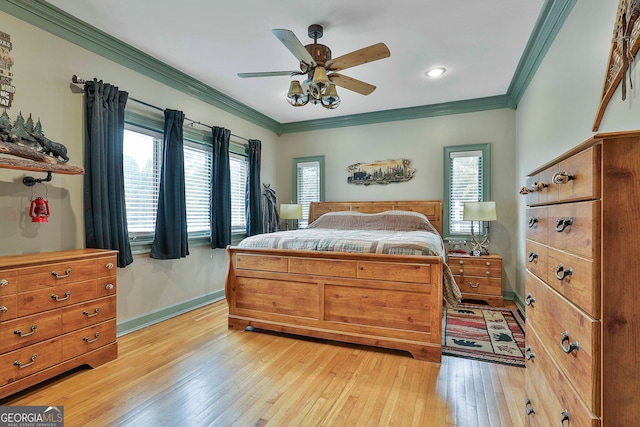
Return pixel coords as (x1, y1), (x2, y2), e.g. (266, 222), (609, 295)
(71, 75), (250, 143)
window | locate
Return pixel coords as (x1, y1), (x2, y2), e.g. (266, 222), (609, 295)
(122, 125), (248, 246)
(293, 156), (324, 228)
(443, 143), (490, 240)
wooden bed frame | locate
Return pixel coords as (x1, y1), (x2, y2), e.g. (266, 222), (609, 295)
(225, 201), (444, 363)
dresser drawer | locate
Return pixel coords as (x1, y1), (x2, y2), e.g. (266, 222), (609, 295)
(0, 338), (62, 384)
(96, 277), (117, 298)
(547, 248), (600, 318)
(18, 280), (98, 317)
(18, 259), (98, 292)
(547, 201), (600, 260)
(454, 276), (501, 296)
(0, 311), (62, 354)
(525, 240), (548, 283)
(96, 256), (117, 278)
(61, 296), (117, 333)
(525, 207), (549, 244)
(556, 145), (601, 203)
(525, 272), (599, 411)
(0, 269), (17, 296)
(525, 323), (600, 425)
(0, 294), (18, 321)
(61, 320), (117, 360)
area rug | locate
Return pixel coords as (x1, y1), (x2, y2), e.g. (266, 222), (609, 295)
(442, 305), (526, 367)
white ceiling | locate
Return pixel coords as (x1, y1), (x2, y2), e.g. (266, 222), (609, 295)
(45, 0), (545, 124)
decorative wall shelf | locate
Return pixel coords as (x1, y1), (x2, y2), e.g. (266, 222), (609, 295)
(0, 157), (84, 175)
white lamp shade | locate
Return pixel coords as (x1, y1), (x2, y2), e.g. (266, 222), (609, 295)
(280, 204), (303, 220)
(463, 201), (497, 221)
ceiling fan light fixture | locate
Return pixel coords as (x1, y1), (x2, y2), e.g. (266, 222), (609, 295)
(425, 67), (447, 78)
(310, 66), (330, 98)
(321, 83), (340, 109)
(286, 80), (309, 106)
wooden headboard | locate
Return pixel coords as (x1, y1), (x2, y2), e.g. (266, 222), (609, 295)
(308, 200), (443, 235)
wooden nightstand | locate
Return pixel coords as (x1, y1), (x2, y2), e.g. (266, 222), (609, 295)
(448, 253), (503, 306)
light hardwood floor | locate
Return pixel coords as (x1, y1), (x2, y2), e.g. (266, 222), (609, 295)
(0, 300), (526, 427)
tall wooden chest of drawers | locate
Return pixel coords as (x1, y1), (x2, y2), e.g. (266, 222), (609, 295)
(522, 131), (640, 426)
(0, 249), (118, 399)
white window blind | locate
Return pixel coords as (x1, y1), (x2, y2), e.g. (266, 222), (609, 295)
(230, 153), (248, 233)
(449, 150), (483, 234)
(123, 129), (161, 240)
(184, 144), (212, 236)
(296, 160), (321, 228)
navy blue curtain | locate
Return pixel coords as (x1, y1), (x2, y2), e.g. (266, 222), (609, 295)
(83, 79), (133, 268)
(150, 109), (189, 259)
(246, 139), (263, 236)
(210, 126), (231, 248)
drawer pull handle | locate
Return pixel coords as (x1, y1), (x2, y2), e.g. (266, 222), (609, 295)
(527, 217), (538, 228)
(555, 217), (573, 232)
(83, 332), (100, 344)
(105, 283), (114, 290)
(14, 324), (37, 337)
(525, 398), (535, 415)
(560, 409), (570, 426)
(106, 263), (114, 270)
(525, 293), (536, 306)
(0, 306), (7, 313)
(552, 171), (574, 185)
(560, 331), (579, 353)
(469, 282), (480, 289)
(51, 268), (72, 279)
(485, 271), (491, 276)
(524, 345), (536, 360)
(555, 264), (573, 280)
(51, 290), (71, 302)
(83, 308), (100, 318)
(0, 279), (8, 287)
(528, 252), (538, 262)
(14, 354), (37, 369)
(532, 181), (548, 191)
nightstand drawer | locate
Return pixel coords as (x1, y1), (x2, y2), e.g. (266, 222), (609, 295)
(454, 276), (501, 295)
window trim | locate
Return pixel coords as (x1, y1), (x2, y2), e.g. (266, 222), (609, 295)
(442, 143), (491, 241)
(292, 155), (325, 227)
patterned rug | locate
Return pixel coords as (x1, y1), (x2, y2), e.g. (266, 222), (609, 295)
(442, 304), (526, 367)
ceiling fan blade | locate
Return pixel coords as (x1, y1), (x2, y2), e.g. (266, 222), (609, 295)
(326, 42), (390, 72)
(238, 71), (299, 78)
(329, 73), (376, 95)
(272, 29), (316, 66)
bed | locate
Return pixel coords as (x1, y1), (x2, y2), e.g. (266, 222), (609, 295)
(224, 200), (460, 363)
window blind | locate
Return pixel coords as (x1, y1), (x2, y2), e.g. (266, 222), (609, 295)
(184, 144), (212, 236)
(296, 160), (321, 228)
(230, 153), (248, 232)
(449, 150), (483, 234)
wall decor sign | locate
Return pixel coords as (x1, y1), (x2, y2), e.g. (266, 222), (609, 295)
(347, 159), (415, 185)
(593, 0), (640, 131)
(0, 31), (15, 109)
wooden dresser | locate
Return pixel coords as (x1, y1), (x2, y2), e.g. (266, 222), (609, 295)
(0, 249), (118, 399)
(447, 254), (503, 306)
(521, 131), (640, 426)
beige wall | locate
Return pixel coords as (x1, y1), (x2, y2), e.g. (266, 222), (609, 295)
(515, 0), (639, 298)
(277, 109), (519, 297)
(0, 12), (278, 328)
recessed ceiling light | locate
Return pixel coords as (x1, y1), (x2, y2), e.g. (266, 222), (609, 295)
(425, 67), (447, 78)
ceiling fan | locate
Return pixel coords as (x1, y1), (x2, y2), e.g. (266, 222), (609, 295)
(238, 24), (390, 109)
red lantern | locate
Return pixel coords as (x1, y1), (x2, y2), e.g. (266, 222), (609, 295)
(29, 197), (50, 222)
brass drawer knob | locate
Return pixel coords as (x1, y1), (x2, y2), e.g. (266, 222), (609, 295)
(106, 263), (114, 270)
(552, 171), (574, 185)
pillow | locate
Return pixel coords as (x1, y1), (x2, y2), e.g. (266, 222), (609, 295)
(307, 210), (434, 232)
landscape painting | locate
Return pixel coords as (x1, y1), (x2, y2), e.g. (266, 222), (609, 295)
(347, 158), (415, 185)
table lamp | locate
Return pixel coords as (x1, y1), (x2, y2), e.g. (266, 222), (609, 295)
(280, 204), (303, 230)
(463, 201), (497, 256)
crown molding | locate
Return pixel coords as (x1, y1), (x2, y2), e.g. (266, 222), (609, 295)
(0, 0), (280, 134)
(507, 0), (576, 105)
(279, 95), (514, 134)
(0, 0), (572, 135)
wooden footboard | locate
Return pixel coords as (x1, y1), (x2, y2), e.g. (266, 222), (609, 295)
(225, 247), (443, 363)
